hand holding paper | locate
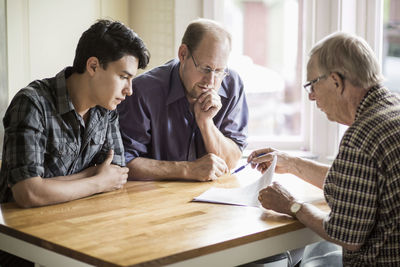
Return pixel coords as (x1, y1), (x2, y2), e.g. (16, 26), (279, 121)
(193, 156), (277, 207)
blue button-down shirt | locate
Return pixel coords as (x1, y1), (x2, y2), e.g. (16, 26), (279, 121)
(118, 59), (248, 163)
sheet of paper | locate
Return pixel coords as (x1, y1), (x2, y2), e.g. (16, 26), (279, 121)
(193, 156), (277, 207)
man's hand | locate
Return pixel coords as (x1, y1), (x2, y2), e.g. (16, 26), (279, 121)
(194, 90), (222, 124)
(248, 148), (293, 174)
(187, 153), (228, 181)
(95, 150), (129, 191)
(258, 181), (296, 216)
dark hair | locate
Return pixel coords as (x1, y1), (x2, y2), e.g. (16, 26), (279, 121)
(72, 19), (150, 73)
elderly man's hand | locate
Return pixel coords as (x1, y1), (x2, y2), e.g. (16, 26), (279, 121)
(248, 148), (293, 174)
(258, 181), (297, 216)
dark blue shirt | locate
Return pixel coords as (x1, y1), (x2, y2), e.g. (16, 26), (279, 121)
(118, 59), (248, 163)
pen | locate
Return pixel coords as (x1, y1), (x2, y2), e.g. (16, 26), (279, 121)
(231, 152), (266, 174)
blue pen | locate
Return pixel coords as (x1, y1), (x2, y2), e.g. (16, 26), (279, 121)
(231, 152), (266, 174)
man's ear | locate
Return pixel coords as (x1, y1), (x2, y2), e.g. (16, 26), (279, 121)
(86, 57), (100, 76)
(178, 44), (189, 62)
(331, 72), (344, 93)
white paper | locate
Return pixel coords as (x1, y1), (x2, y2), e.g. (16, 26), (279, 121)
(193, 156), (277, 207)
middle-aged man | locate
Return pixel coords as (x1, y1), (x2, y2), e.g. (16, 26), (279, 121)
(248, 32), (400, 266)
(0, 19), (150, 208)
(118, 18), (249, 181)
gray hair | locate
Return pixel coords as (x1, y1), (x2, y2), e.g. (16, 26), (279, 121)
(309, 32), (383, 89)
(181, 18), (232, 52)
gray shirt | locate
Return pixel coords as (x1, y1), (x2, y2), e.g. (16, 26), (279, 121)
(0, 67), (125, 203)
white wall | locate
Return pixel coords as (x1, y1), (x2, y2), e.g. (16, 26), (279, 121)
(0, 0), (7, 155)
(6, 0), (130, 101)
(128, 0), (203, 71)
(174, 0), (202, 56)
(5, 0), (204, 100)
(2, 0), (204, 158)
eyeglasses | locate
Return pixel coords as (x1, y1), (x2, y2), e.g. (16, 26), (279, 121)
(189, 51), (229, 79)
(303, 74), (327, 94)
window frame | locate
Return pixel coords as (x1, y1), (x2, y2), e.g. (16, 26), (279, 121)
(305, 0), (383, 163)
(204, 0), (310, 151)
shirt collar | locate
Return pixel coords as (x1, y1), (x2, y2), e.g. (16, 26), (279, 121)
(166, 61), (186, 105)
(55, 67), (76, 115)
(166, 59), (229, 105)
(355, 84), (387, 121)
(54, 67), (107, 118)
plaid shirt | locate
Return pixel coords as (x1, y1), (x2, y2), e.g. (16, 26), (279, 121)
(0, 67), (125, 203)
(324, 86), (400, 266)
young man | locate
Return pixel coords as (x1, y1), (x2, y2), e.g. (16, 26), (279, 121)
(250, 32), (400, 266)
(0, 19), (150, 208)
(118, 19), (249, 181)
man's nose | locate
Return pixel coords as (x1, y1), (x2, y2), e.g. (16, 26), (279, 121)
(124, 80), (133, 96)
(204, 71), (216, 84)
(308, 91), (316, 101)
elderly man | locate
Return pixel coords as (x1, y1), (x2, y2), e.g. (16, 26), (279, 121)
(248, 32), (400, 266)
(118, 18), (248, 181)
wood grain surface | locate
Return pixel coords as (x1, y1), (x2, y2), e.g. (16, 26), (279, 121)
(0, 172), (327, 266)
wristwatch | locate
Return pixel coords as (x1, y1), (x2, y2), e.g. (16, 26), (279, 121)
(290, 201), (303, 216)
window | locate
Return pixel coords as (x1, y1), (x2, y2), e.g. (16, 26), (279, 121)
(383, 0), (400, 91)
(221, 0), (305, 150)
(209, 0), (384, 162)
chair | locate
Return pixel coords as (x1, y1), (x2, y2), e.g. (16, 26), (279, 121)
(237, 241), (342, 267)
(237, 247), (304, 267)
(300, 241), (342, 267)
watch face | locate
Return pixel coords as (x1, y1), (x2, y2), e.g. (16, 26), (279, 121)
(290, 202), (302, 214)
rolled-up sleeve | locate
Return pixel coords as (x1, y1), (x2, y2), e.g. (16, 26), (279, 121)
(109, 111), (126, 166)
(2, 95), (46, 187)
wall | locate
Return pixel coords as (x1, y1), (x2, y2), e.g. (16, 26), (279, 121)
(0, 0), (7, 156)
(2, 0), (203, 158)
(174, 0), (203, 58)
(2, 0), (131, 159)
(5, 0), (203, 100)
(129, 0), (175, 71)
(128, 0), (202, 71)
(6, 0), (130, 101)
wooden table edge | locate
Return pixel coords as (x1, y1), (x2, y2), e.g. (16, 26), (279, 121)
(0, 219), (306, 266)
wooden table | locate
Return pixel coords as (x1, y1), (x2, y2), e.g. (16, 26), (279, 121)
(0, 171), (327, 267)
